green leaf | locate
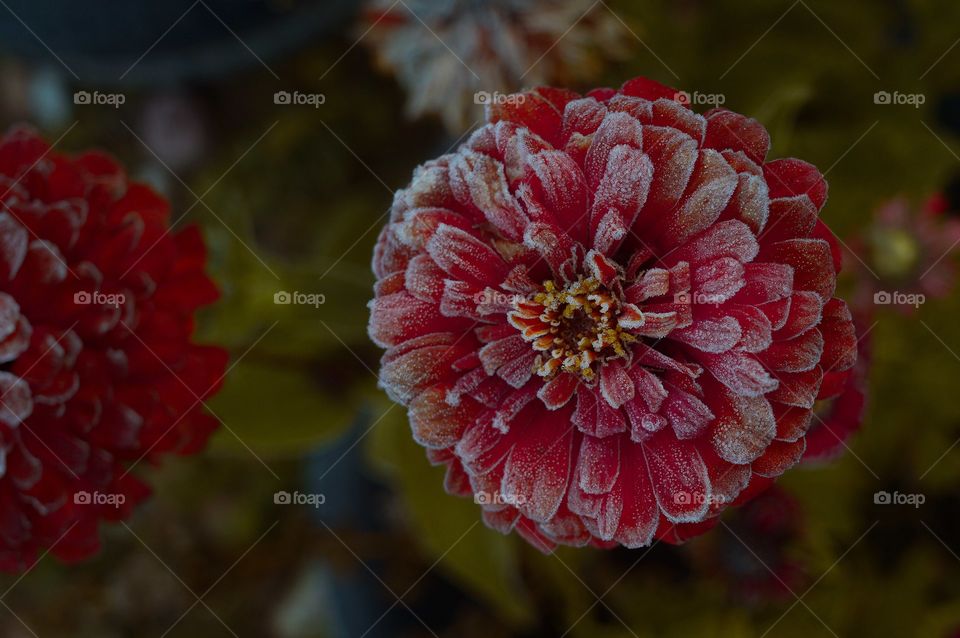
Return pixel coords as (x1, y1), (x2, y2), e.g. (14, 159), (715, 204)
(207, 360), (365, 458)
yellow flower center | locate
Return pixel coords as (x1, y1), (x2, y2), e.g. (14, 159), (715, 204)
(508, 277), (637, 381)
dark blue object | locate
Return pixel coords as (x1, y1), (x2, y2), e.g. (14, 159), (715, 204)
(0, 0), (359, 85)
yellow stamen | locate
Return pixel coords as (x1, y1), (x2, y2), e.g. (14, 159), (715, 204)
(508, 276), (640, 381)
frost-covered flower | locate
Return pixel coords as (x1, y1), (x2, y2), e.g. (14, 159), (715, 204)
(361, 0), (629, 132)
(369, 78), (858, 551)
(0, 127), (227, 571)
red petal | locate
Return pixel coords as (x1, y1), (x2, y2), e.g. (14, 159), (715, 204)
(426, 224), (509, 286)
(619, 77), (680, 102)
(501, 409), (573, 523)
(577, 435), (620, 495)
(409, 385), (473, 448)
(537, 373), (579, 410)
(763, 158), (827, 210)
(703, 108), (770, 164)
(753, 438), (806, 477)
(644, 434), (711, 523)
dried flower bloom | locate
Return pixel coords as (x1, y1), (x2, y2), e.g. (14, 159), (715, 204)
(361, 0), (629, 131)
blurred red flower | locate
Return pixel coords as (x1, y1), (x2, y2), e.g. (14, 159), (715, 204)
(369, 78), (858, 551)
(0, 127), (227, 571)
(693, 484), (807, 603)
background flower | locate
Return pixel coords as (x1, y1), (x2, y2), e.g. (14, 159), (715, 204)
(361, 0), (630, 132)
(849, 195), (960, 314)
(690, 484), (808, 603)
(0, 127), (226, 572)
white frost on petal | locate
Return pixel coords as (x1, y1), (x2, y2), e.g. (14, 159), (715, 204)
(711, 394), (776, 464)
(643, 437), (712, 524)
(577, 435), (621, 495)
(0, 371), (31, 426)
(671, 316), (742, 353)
(701, 351), (779, 397)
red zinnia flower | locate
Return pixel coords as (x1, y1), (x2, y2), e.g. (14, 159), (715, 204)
(369, 78), (858, 551)
(0, 127), (227, 571)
